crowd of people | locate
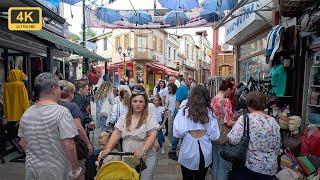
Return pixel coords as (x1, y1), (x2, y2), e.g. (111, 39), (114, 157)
(16, 71), (281, 180)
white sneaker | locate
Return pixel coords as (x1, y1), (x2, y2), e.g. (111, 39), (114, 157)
(160, 148), (165, 154)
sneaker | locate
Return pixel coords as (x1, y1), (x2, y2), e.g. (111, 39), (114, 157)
(160, 148), (165, 154)
(168, 151), (178, 161)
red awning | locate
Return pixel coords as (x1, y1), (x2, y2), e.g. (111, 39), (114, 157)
(147, 62), (179, 76)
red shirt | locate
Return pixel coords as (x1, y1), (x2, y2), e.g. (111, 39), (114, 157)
(211, 96), (234, 124)
(300, 127), (320, 157)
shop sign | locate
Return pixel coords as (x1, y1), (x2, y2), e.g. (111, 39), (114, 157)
(8, 7), (42, 31)
(42, 17), (66, 37)
(224, 2), (257, 43)
(0, 29), (47, 51)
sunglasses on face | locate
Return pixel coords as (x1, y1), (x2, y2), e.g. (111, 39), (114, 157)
(132, 88), (146, 95)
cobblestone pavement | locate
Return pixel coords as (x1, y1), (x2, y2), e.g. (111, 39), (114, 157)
(154, 137), (212, 180)
(0, 133), (212, 180)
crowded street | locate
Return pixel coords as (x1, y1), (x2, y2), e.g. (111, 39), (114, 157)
(1, 0), (320, 180)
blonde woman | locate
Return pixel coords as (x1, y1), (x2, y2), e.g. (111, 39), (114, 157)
(94, 82), (113, 129)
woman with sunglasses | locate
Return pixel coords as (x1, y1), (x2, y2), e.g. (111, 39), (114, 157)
(99, 85), (158, 180)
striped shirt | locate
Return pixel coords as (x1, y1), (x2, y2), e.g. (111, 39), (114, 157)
(18, 104), (78, 179)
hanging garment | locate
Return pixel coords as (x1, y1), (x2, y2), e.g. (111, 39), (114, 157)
(300, 127), (320, 157)
(271, 64), (287, 96)
(265, 25), (284, 64)
(3, 69), (30, 122)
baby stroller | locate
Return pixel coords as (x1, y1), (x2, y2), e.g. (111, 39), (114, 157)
(96, 152), (146, 180)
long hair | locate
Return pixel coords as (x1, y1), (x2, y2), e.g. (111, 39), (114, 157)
(156, 80), (166, 92)
(125, 85), (149, 131)
(95, 81), (112, 100)
(186, 85), (212, 124)
(119, 89), (130, 107)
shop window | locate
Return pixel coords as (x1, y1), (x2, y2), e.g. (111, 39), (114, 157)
(239, 54), (270, 83)
(124, 34), (130, 49)
(239, 37), (267, 59)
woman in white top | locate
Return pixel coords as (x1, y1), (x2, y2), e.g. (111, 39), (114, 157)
(153, 80), (167, 105)
(106, 89), (130, 126)
(99, 85), (158, 180)
(166, 83), (177, 142)
(173, 85), (220, 180)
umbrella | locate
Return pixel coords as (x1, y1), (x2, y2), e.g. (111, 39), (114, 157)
(96, 7), (122, 24)
(202, 0), (237, 12)
(200, 9), (221, 22)
(164, 11), (189, 26)
(158, 0), (199, 10)
(125, 11), (152, 25)
(60, 0), (82, 5)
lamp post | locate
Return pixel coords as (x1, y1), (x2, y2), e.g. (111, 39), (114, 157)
(117, 46), (132, 79)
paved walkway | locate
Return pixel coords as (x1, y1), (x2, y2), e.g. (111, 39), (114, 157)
(0, 134), (212, 180)
(154, 137), (212, 180)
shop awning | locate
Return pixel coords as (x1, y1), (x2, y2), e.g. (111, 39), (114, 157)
(147, 62), (179, 76)
(28, 30), (110, 62)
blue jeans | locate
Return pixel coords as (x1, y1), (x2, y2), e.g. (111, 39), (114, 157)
(170, 136), (180, 152)
(211, 143), (232, 180)
(157, 129), (165, 148)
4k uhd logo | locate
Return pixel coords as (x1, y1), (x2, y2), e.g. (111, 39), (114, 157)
(8, 7), (42, 31)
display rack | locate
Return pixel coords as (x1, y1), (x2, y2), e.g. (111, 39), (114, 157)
(304, 52), (320, 125)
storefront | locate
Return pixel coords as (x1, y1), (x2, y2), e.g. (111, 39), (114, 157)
(224, 1), (272, 83)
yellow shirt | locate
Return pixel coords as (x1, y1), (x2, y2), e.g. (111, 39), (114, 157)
(3, 69), (30, 122)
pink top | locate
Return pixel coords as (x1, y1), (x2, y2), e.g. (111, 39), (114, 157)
(210, 96), (233, 124)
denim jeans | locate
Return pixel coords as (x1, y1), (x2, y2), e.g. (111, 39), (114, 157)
(170, 136), (180, 152)
(211, 143), (232, 180)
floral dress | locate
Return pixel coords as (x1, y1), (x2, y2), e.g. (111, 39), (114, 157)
(115, 113), (159, 180)
(227, 114), (281, 176)
(211, 96), (234, 123)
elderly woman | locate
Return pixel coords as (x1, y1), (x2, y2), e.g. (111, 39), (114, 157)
(100, 85), (158, 180)
(228, 92), (281, 180)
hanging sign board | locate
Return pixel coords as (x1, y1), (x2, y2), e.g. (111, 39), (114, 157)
(8, 7), (43, 31)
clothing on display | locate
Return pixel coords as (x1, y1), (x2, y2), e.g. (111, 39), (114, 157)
(271, 64), (287, 96)
(3, 69), (30, 122)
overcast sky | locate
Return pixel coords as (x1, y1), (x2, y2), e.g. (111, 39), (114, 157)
(61, 0), (226, 45)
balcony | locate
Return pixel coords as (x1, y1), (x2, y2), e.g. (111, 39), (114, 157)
(132, 48), (155, 60)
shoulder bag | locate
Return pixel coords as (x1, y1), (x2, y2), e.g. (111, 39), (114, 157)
(220, 114), (250, 165)
(215, 99), (231, 144)
(74, 136), (89, 160)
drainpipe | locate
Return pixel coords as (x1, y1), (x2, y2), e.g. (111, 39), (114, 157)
(211, 28), (219, 76)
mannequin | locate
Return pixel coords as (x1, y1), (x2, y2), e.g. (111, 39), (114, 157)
(282, 116), (302, 154)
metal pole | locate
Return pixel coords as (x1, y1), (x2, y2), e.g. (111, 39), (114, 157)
(82, 0), (86, 47)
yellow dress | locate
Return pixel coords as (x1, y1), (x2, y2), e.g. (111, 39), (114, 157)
(3, 69), (30, 122)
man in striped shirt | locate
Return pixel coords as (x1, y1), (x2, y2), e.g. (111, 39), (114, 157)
(18, 73), (79, 180)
